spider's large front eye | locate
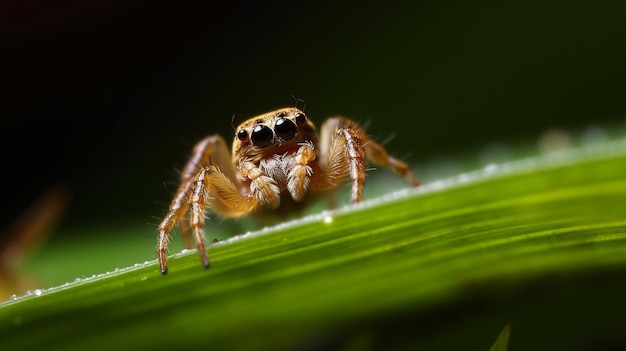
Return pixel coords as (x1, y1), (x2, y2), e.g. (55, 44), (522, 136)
(274, 118), (297, 141)
(251, 125), (274, 147)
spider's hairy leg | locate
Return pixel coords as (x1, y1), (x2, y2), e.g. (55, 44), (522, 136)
(157, 207), (186, 275)
(157, 135), (252, 275)
(362, 137), (421, 187)
(288, 142), (316, 201)
(320, 117), (420, 188)
(176, 135), (238, 247)
(315, 118), (367, 203)
(187, 166), (256, 270)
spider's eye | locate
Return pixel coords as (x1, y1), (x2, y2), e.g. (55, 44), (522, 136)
(274, 118), (297, 141)
(295, 113), (307, 125)
(237, 129), (249, 141)
(251, 125), (274, 148)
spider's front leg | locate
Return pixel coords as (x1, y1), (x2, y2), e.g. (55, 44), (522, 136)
(314, 119), (367, 203)
(157, 136), (257, 275)
(315, 117), (420, 203)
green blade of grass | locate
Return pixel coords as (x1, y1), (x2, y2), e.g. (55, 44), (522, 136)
(2, 140), (626, 350)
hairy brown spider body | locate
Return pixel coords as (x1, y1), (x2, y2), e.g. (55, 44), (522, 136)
(157, 107), (420, 274)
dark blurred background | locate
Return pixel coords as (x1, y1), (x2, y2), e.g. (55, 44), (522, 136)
(3, 1), (626, 239)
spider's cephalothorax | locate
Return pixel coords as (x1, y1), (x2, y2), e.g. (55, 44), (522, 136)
(157, 107), (420, 274)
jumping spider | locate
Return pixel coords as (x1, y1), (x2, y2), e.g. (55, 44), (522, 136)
(157, 107), (420, 274)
